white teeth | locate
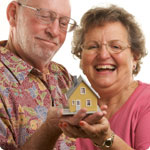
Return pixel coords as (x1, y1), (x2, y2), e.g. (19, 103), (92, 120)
(95, 65), (115, 70)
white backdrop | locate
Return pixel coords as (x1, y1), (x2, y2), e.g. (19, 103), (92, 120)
(1, 0), (150, 83)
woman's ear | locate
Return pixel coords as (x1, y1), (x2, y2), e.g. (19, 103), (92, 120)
(6, 2), (19, 27)
(132, 54), (138, 72)
(133, 63), (137, 71)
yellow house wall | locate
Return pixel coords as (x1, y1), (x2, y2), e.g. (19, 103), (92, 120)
(69, 82), (98, 112)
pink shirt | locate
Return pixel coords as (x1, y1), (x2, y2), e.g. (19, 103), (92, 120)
(76, 81), (150, 150)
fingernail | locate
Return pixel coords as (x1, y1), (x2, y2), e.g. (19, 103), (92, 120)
(103, 111), (107, 115)
(79, 121), (84, 126)
(59, 123), (63, 128)
(63, 123), (67, 128)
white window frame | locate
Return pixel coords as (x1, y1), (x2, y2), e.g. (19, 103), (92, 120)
(86, 99), (92, 107)
(76, 100), (81, 106)
(72, 100), (75, 105)
(80, 87), (86, 94)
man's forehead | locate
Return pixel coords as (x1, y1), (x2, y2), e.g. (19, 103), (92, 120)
(31, 0), (70, 14)
(14, 0), (71, 16)
(17, 0), (70, 4)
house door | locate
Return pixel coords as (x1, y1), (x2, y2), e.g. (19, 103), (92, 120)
(76, 100), (81, 112)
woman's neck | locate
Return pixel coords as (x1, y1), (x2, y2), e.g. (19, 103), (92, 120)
(98, 80), (139, 119)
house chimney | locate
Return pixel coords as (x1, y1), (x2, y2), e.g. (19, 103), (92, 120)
(73, 76), (78, 87)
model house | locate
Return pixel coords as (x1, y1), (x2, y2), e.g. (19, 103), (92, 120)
(63, 75), (100, 115)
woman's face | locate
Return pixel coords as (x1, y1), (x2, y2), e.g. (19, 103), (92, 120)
(81, 22), (137, 92)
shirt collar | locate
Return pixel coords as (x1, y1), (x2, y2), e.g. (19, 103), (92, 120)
(0, 41), (33, 84)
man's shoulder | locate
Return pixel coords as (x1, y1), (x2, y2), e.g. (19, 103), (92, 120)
(49, 61), (70, 75)
(49, 61), (73, 88)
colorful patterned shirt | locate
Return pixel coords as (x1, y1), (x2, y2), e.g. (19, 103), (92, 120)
(0, 41), (76, 150)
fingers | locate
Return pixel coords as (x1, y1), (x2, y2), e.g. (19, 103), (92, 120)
(59, 122), (87, 138)
(61, 108), (88, 126)
(59, 116), (110, 140)
(59, 104), (111, 141)
(71, 108), (87, 124)
(45, 107), (63, 129)
(79, 117), (110, 141)
(100, 104), (108, 110)
(61, 105), (108, 126)
(80, 119), (108, 133)
(47, 107), (63, 119)
(83, 112), (102, 124)
(83, 108), (107, 125)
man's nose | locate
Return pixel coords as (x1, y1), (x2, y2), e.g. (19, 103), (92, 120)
(46, 19), (60, 37)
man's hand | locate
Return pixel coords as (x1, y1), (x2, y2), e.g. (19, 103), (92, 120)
(46, 107), (63, 130)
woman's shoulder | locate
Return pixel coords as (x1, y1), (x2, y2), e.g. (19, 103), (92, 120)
(133, 80), (150, 110)
(138, 80), (150, 92)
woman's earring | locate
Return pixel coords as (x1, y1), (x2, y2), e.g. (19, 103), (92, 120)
(133, 64), (136, 70)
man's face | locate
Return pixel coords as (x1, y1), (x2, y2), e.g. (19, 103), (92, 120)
(14, 0), (71, 67)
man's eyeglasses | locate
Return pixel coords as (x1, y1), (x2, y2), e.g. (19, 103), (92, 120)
(81, 40), (131, 54)
(17, 2), (77, 32)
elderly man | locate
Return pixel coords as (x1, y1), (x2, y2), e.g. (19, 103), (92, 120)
(0, 0), (77, 149)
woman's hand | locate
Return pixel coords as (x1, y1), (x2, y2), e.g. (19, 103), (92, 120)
(59, 105), (112, 146)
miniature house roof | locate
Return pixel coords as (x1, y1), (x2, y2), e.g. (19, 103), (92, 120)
(66, 75), (100, 99)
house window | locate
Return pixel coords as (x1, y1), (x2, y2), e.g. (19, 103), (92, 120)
(76, 100), (80, 106)
(72, 100), (75, 105)
(76, 100), (81, 111)
(80, 87), (86, 94)
(86, 99), (91, 107)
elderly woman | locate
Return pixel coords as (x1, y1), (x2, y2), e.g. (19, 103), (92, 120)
(60, 5), (150, 150)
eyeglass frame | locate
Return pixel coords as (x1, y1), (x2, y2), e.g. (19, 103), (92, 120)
(16, 1), (77, 32)
(81, 40), (131, 54)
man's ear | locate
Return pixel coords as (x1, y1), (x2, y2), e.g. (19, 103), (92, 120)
(6, 2), (19, 27)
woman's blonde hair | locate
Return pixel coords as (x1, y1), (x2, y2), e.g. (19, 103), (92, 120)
(72, 5), (147, 75)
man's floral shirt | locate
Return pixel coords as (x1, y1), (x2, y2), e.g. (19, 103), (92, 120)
(0, 41), (76, 150)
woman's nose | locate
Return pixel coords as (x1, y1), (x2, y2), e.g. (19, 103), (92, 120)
(96, 44), (111, 59)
